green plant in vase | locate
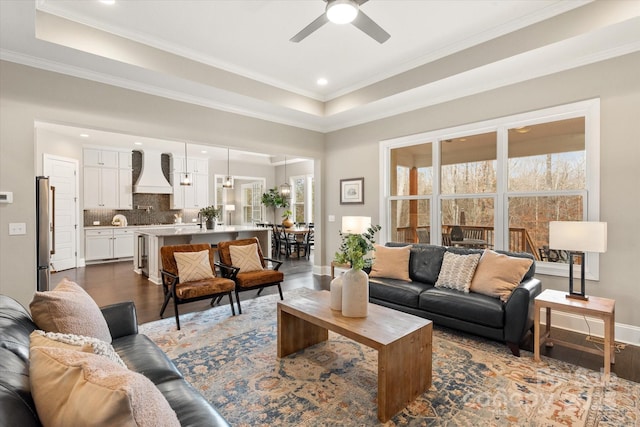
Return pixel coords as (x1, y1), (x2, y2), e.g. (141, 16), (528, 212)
(199, 205), (221, 229)
(281, 209), (294, 228)
(334, 224), (382, 270)
(261, 187), (289, 224)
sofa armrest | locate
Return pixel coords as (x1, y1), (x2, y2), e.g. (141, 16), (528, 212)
(101, 301), (138, 340)
(503, 277), (542, 344)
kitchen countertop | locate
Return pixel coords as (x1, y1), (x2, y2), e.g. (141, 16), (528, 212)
(84, 223), (200, 230)
(135, 225), (268, 237)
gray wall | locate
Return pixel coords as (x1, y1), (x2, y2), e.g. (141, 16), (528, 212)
(323, 52), (640, 330)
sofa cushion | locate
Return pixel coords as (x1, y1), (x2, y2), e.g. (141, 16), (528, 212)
(368, 277), (433, 308)
(435, 252), (481, 292)
(370, 244), (411, 281)
(495, 250), (536, 280)
(29, 278), (112, 343)
(386, 243), (446, 285)
(111, 334), (183, 385)
(470, 249), (534, 301)
(30, 330), (126, 368)
(419, 287), (505, 328)
(29, 346), (180, 427)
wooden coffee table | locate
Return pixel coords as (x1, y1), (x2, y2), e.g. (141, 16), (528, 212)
(277, 290), (432, 422)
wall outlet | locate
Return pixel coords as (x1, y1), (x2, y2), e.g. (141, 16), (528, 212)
(328, 215), (335, 222)
(9, 223), (26, 235)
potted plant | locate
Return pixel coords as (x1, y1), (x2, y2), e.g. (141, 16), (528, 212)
(261, 187), (288, 224)
(281, 209), (294, 228)
(199, 205), (221, 229)
(333, 223), (381, 317)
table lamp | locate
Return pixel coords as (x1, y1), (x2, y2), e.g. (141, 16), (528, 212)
(341, 216), (371, 235)
(548, 221), (607, 301)
(225, 204), (235, 225)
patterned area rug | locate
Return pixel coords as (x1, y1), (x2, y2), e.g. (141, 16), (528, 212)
(141, 288), (639, 426)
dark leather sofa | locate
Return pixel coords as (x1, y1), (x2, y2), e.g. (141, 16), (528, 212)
(368, 243), (542, 356)
(0, 295), (229, 427)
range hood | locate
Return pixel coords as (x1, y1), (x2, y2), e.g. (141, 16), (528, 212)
(133, 150), (173, 194)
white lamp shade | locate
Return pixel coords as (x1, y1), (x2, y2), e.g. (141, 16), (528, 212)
(326, 0), (358, 24)
(225, 205), (235, 212)
(549, 221), (607, 253)
(341, 216), (371, 235)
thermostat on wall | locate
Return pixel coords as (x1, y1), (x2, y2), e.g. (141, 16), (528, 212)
(0, 192), (13, 203)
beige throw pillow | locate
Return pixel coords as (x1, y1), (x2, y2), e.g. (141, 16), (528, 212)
(470, 249), (534, 301)
(229, 243), (264, 272)
(174, 250), (215, 282)
(30, 278), (112, 343)
(369, 244), (412, 281)
(30, 330), (126, 368)
(30, 347), (180, 427)
(435, 252), (481, 293)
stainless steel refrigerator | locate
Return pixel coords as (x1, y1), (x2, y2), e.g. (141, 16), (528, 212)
(36, 176), (52, 292)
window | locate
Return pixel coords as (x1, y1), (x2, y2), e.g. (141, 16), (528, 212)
(290, 174), (314, 224)
(381, 99), (600, 279)
(241, 182), (264, 224)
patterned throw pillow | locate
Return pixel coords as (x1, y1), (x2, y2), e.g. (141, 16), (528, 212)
(30, 347), (180, 427)
(229, 243), (264, 272)
(174, 250), (215, 282)
(470, 249), (534, 301)
(369, 244), (412, 281)
(30, 330), (126, 368)
(435, 251), (481, 293)
(30, 278), (112, 343)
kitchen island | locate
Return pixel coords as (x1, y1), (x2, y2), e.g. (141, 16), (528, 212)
(134, 225), (271, 284)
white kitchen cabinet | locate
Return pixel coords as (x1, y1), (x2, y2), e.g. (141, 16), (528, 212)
(84, 166), (119, 209)
(118, 151), (132, 169)
(118, 168), (133, 209)
(85, 228), (136, 262)
(85, 229), (114, 261)
(187, 157), (208, 174)
(113, 228), (135, 258)
(171, 157), (209, 209)
(84, 148), (118, 168)
(171, 171), (185, 209)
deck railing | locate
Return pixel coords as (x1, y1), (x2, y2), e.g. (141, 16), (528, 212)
(394, 225), (541, 260)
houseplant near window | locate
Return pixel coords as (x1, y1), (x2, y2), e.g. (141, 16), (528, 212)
(199, 205), (221, 229)
(334, 218), (381, 317)
(281, 210), (294, 228)
(261, 187), (288, 224)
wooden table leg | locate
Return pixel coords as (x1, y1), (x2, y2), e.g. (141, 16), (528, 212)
(377, 324), (432, 422)
(534, 302), (541, 362)
(277, 306), (328, 358)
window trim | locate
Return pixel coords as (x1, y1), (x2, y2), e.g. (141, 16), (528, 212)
(380, 98), (601, 280)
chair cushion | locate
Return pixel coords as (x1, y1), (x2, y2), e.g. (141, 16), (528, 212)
(229, 243), (264, 272)
(30, 278), (112, 343)
(174, 250), (215, 282)
(175, 278), (235, 300)
(235, 269), (284, 289)
(370, 244), (411, 281)
(29, 346), (180, 427)
(470, 249), (534, 301)
(434, 251), (481, 293)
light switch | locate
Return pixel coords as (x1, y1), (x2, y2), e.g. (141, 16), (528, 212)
(328, 215), (335, 222)
(9, 223), (26, 235)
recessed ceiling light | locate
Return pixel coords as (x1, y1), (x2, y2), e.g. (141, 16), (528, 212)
(317, 78), (328, 86)
(200, 150), (207, 154)
(79, 133), (89, 138)
(134, 141), (143, 146)
(99, 0), (116, 5)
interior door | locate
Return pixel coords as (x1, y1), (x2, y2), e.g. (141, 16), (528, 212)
(43, 155), (78, 271)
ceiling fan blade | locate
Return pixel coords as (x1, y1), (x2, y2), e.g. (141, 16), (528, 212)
(352, 10), (390, 43)
(290, 13), (329, 43)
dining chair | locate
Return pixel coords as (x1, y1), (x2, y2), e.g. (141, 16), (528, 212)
(160, 243), (237, 330)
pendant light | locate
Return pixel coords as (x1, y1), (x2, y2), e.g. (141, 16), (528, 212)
(279, 156), (291, 198)
(179, 142), (191, 186)
(222, 147), (233, 189)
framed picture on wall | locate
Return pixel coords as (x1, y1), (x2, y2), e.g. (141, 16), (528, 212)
(340, 177), (364, 204)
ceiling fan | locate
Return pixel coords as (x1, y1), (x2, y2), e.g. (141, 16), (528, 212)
(290, 0), (390, 44)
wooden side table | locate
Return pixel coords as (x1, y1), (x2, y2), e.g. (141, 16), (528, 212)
(534, 289), (615, 377)
(330, 261), (350, 279)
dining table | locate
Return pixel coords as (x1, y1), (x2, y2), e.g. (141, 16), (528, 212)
(284, 227), (312, 258)
(450, 238), (490, 249)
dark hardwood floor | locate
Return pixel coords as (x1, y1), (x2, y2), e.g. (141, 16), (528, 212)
(52, 255), (639, 383)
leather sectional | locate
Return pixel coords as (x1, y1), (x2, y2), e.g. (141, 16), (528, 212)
(368, 243), (542, 356)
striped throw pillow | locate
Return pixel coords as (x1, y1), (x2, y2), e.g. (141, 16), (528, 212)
(435, 251), (481, 293)
(229, 243), (264, 272)
(174, 250), (215, 282)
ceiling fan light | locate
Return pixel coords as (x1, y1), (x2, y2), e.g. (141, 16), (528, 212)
(326, 0), (358, 25)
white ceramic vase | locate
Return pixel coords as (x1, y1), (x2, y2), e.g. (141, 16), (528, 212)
(341, 268), (369, 317)
(330, 274), (343, 311)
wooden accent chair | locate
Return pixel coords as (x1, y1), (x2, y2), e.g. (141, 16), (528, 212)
(217, 237), (284, 314)
(160, 243), (238, 330)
